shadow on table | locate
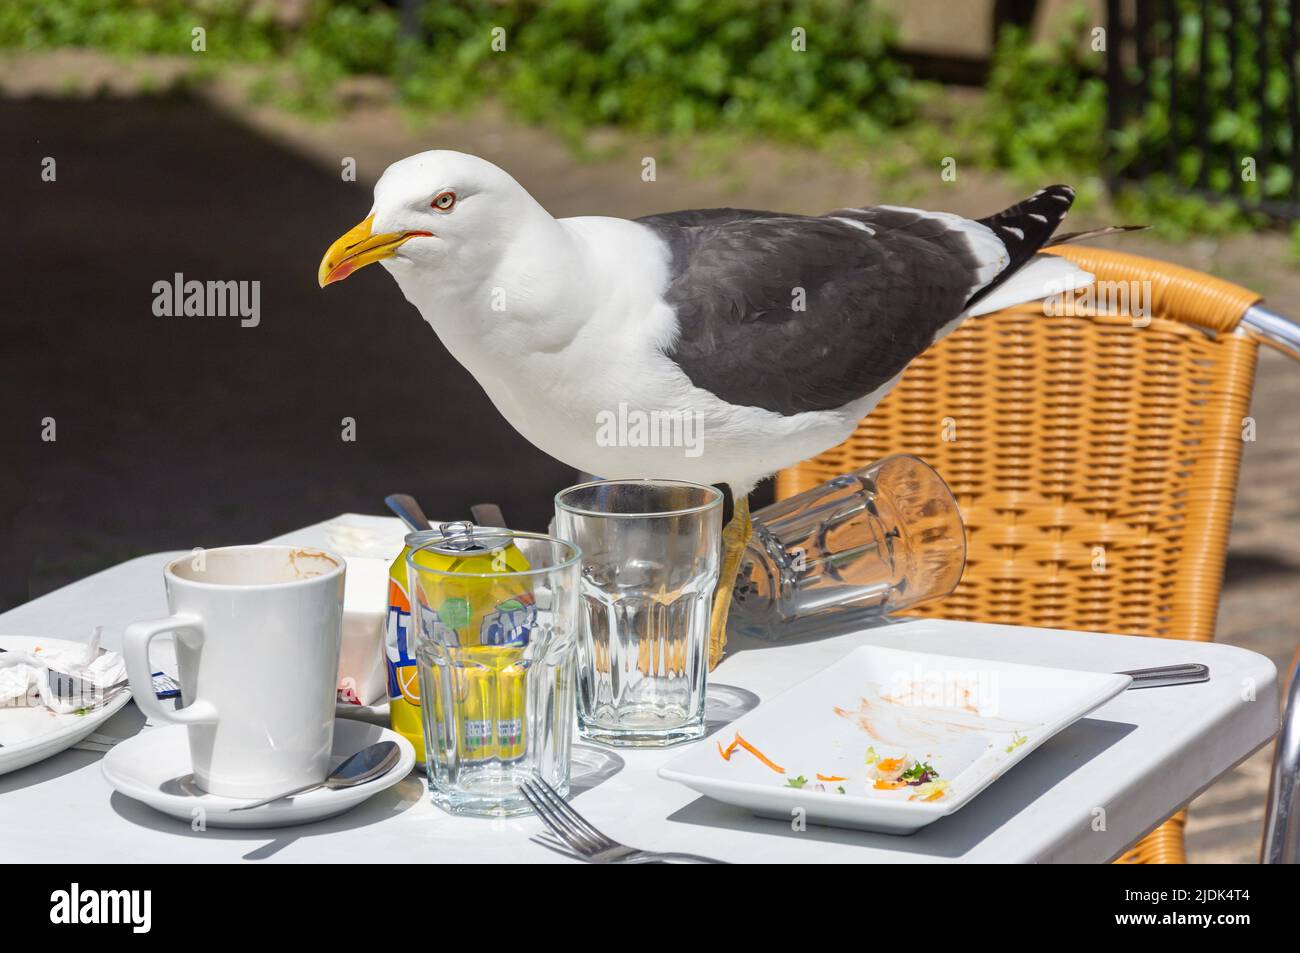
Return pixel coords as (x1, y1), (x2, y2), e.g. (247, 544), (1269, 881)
(108, 742), (628, 859)
(0, 704), (151, 795)
(704, 683), (762, 738)
(720, 614), (904, 663)
(570, 745), (625, 796)
(109, 771), (426, 860)
(2, 93), (579, 613)
(665, 716), (1137, 860)
(0, 747), (104, 795)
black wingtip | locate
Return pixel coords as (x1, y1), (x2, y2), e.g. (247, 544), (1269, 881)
(964, 185), (1077, 309)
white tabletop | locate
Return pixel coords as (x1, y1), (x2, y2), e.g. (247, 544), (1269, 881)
(0, 517), (1279, 863)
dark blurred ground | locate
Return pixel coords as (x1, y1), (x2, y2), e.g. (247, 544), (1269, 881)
(3, 55), (1298, 861)
(1, 91), (578, 612)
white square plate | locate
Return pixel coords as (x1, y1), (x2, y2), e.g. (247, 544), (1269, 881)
(659, 645), (1131, 834)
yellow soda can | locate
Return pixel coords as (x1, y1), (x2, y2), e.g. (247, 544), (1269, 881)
(495, 660), (528, 762)
(387, 523), (532, 761)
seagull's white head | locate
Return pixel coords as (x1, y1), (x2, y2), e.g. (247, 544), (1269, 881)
(317, 150), (544, 290)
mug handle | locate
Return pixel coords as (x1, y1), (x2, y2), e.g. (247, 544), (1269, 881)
(122, 614), (219, 726)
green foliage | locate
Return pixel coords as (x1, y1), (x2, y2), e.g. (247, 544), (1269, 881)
(302, 1), (401, 75)
(961, 16), (1108, 184)
(3, 0), (1296, 243)
(0, 0), (917, 140)
(1111, 178), (1263, 242)
(409, 0), (919, 140)
(0, 0), (279, 58)
(1100, 0), (1296, 219)
(485, 0), (915, 140)
(964, 3), (1286, 237)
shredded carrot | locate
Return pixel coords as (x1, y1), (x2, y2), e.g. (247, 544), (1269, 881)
(716, 738), (739, 761)
(873, 778), (906, 790)
(731, 732), (785, 774)
(816, 773), (847, 782)
(909, 789), (947, 802)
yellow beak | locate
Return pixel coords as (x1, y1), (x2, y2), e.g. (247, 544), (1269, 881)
(317, 214), (431, 287)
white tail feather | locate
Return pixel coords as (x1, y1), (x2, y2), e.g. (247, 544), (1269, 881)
(963, 254), (1093, 318)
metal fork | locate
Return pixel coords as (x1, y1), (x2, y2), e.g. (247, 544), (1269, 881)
(518, 777), (726, 864)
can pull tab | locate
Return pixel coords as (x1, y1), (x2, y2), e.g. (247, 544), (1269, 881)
(439, 520), (477, 542)
(433, 516), (512, 555)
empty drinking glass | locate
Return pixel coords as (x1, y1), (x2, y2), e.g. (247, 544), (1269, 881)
(730, 454), (966, 639)
(554, 480), (723, 747)
(406, 529), (581, 816)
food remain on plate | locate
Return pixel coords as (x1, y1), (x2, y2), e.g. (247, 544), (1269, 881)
(659, 642), (1134, 834)
(711, 678), (1042, 803)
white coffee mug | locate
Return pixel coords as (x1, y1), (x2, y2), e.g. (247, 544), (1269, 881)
(123, 545), (346, 798)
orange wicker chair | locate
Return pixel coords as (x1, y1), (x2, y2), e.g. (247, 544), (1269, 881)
(776, 245), (1299, 864)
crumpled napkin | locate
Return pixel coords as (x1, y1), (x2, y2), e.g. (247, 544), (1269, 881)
(0, 628), (127, 714)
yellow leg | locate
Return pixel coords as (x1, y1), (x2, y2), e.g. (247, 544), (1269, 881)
(708, 496), (752, 670)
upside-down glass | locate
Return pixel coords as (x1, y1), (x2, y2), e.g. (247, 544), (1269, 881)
(730, 454), (966, 639)
(406, 529), (581, 816)
(555, 480), (723, 747)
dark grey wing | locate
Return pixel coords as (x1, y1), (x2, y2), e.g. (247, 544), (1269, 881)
(642, 211), (990, 416)
(639, 186), (1079, 417)
(636, 208), (773, 229)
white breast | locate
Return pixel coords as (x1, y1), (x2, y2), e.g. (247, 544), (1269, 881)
(396, 215), (883, 493)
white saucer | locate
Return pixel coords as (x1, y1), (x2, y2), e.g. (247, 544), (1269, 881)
(102, 719), (417, 828)
(331, 700), (421, 766)
(0, 635), (133, 778)
(334, 698), (390, 725)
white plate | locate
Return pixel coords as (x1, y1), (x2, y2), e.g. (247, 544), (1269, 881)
(102, 718), (416, 828)
(659, 645), (1131, 834)
(0, 635), (133, 777)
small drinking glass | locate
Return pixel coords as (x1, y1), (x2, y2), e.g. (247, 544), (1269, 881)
(406, 529), (581, 816)
(730, 454), (966, 639)
(554, 480), (723, 748)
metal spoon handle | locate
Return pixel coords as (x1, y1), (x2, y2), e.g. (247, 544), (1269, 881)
(229, 741), (400, 811)
(470, 502), (506, 527)
(1118, 663), (1210, 688)
(231, 780), (324, 811)
(385, 493), (431, 533)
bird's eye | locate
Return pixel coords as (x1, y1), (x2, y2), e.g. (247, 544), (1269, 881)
(431, 191), (456, 212)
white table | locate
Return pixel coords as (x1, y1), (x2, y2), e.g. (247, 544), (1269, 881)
(0, 517), (1279, 863)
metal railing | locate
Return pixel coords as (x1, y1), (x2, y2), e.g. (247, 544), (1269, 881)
(1106, 0), (1300, 220)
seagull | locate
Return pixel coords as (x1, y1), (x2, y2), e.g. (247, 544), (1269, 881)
(319, 150), (1133, 657)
